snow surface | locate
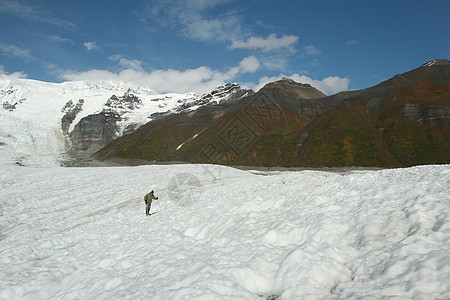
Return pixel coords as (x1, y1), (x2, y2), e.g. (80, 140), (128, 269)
(0, 151), (449, 299)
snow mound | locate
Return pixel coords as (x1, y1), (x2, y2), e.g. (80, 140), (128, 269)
(0, 163), (449, 298)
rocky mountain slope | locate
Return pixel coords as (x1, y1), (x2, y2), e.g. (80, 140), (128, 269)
(95, 60), (450, 168)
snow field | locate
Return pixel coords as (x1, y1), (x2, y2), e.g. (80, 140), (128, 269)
(0, 163), (449, 299)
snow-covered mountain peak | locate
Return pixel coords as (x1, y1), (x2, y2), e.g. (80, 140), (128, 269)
(0, 76), (250, 166)
(199, 82), (253, 105)
(422, 59), (450, 67)
(60, 80), (158, 96)
(0, 77), (158, 99)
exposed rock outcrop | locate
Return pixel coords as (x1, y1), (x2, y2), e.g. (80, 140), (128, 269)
(61, 99), (84, 134)
(198, 83), (254, 105)
(401, 103), (450, 128)
(105, 90), (142, 112)
(69, 110), (121, 151)
(0, 86), (26, 111)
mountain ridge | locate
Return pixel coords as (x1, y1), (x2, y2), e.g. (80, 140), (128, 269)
(95, 60), (450, 168)
(0, 77), (251, 165)
(1, 60), (448, 167)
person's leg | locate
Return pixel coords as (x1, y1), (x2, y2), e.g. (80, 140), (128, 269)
(146, 202), (150, 215)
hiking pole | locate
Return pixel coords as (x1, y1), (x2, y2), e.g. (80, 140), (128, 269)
(157, 197), (163, 214)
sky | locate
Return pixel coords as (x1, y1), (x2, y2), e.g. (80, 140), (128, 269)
(0, 0), (448, 95)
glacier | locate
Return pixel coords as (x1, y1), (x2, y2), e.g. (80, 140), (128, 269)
(0, 154), (449, 298)
(0, 77), (202, 166)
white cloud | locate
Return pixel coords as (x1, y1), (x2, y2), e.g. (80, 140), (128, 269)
(301, 44), (321, 57)
(84, 41), (101, 52)
(261, 56), (289, 71)
(44, 63), (64, 77)
(255, 74), (350, 95)
(49, 35), (75, 45)
(230, 34), (299, 52)
(60, 56), (259, 95)
(239, 56), (260, 73)
(144, 0), (244, 43)
(60, 58), (349, 96)
(109, 55), (144, 72)
(0, 43), (34, 61)
(0, 0), (75, 30)
(142, 1), (297, 75)
(60, 67), (220, 95)
(0, 65), (27, 78)
(184, 13), (243, 42)
(346, 40), (360, 46)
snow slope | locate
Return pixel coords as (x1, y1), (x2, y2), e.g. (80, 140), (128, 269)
(0, 161), (449, 299)
(0, 77), (200, 166)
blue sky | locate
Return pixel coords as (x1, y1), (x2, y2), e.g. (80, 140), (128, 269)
(0, 0), (448, 95)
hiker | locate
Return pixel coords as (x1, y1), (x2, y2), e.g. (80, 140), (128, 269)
(144, 190), (158, 216)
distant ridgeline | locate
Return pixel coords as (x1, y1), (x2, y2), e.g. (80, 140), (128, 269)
(96, 60), (450, 168)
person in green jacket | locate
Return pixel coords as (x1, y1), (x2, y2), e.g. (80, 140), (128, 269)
(144, 190), (158, 216)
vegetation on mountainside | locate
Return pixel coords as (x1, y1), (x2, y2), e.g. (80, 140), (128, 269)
(95, 61), (450, 168)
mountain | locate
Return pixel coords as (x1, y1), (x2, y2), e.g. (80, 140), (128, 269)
(95, 60), (450, 168)
(300, 59), (450, 167)
(0, 77), (250, 166)
(94, 78), (328, 164)
(64, 82), (251, 154)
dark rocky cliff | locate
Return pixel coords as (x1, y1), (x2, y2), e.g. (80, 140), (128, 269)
(69, 110), (122, 151)
(64, 84), (253, 153)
